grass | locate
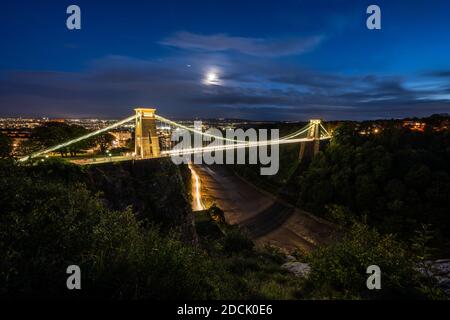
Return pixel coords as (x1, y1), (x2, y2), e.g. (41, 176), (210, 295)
(193, 206), (306, 300)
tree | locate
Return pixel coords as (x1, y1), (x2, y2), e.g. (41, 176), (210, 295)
(294, 121), (450, 243)
(28, 122), (91, 157)
(0, 132), (12, 158)
(17, 139), (40, 157)
(94, 133), (115, 154)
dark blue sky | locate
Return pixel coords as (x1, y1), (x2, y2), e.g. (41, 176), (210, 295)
(1, 0), (450, 120)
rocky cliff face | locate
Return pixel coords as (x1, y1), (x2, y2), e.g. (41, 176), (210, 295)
(86, 158), (197, 244)
(417, 260), (450, 295)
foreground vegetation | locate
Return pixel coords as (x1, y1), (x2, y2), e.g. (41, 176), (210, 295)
(0, 156), (444, 299)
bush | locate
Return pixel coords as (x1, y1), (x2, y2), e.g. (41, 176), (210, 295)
(302, 222), (436, 299)
(87, 226), (223, 299)
(222, 228), (254, 255)
(0, 161), (222, 299)
(208, 205), (226, 224)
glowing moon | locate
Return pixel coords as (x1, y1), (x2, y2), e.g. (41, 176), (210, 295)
(204, 70), (220, 85)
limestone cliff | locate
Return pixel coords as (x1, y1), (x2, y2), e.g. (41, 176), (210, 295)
(86, 158), (197, 244)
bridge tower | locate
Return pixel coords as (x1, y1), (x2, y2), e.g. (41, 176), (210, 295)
(134, 108), (160, 158)
(298, 119), (321, 162)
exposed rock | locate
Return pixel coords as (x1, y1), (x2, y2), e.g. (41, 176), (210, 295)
(439, 279), (450, 294)
(417, 259), (450, 294)
(281, 261), (311, 278)
(86, 158), (197, 244)
(286, 255), (296, 261)
(435, 259), (450, 263)
(432, 260), (450, 275)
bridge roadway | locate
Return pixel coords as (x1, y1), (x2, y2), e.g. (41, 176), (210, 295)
(193, 164), (335, 252)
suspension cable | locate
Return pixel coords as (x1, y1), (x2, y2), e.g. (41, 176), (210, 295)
(155, 114), (312, 143)
(20, 113), (330, 162)
(319, 122), (331, 137)
(19, 114), (137, 162)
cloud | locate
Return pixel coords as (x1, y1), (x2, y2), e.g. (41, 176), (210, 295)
(425, 70), (450, 77)
(161, 32), (323, 57)
(1, 53), (450, 121)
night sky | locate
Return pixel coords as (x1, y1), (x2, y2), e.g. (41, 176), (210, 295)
(1, 0), (450, 120)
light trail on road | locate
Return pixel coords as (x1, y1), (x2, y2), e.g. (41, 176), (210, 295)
(188, 163), (205, 211)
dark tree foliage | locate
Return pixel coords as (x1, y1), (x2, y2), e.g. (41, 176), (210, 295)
(303, 222), (444, 299)
(0, 159), (444, 299)
(20, 123), (118, 158)
(95, 133), (115, 154)
(296, 123), (450, 245)
(0, 132), (12, 158)
(26, 122), (93, 157)
(0, 160), (222, 299)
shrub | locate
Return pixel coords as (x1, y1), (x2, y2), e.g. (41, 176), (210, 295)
(222, 228), (254, 255)
(302, 222), (438, 299)
(0, 161), (223, 299)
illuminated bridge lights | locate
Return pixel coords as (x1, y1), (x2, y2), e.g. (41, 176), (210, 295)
(19, 111), (332, 163)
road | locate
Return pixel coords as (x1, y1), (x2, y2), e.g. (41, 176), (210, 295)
(194, 164), (335, 252)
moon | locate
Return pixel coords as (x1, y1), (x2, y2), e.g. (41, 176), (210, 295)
(204, 70), (220, 85)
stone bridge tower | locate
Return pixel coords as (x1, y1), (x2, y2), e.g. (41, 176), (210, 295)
(134, 108), (160, 158)
(298, 119), (321, 162)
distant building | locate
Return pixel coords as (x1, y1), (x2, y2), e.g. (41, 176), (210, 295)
(430, 118), (450, 132)
(0, 128), (32, 153)
(402, 121), (426, 132)
(109, 130), (132, 148)
(358, 124), (382, 135)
